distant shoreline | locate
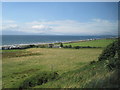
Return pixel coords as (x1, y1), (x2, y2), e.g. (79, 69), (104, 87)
(1, 37), (110, 46)
(1, 37), (117, 50)
(2, 35), (117, 46)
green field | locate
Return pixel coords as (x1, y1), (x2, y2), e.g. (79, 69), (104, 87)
(63, 38), (116, 47)
(2, 38), (118, 88)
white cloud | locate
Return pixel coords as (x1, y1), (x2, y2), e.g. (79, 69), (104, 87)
(2, 24), (18, 30)
(2, 19), (118, 35)
(2, 20), (18, 31)
(31, 24), (51, 30)
(3, 20), (16, 23)
(32, 25), (45, 29)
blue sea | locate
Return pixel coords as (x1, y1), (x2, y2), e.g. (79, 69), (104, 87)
(2, 35), (116, 46)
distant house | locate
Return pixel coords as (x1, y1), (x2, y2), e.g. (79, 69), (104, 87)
(53, 45), (61, 48)
(48, 44), (61, 48)
(2, 46), (10, 50)
(2, 45), (26, 50)
(48, 44), (54, 48)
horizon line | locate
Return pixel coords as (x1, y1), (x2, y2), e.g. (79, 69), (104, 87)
(1, 0), (119, 2)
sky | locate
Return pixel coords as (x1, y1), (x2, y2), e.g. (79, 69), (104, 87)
(1, 2), (118, 35)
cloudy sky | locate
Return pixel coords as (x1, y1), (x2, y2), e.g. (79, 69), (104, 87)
(2, 2), (118, 35)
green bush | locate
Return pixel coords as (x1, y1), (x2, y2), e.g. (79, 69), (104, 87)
(63, 45), (72, 48)
(98, 40), (118, 61)
(106, 58), (118, 71)
(60, 43), (63, 47)
(19, 72), (59, 89)
(90, 60), (96, 64)
(74, 46), (80, 49)
(98, 39), (120, 70)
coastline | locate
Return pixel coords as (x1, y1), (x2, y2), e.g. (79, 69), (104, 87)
(1, 37), (117, 50)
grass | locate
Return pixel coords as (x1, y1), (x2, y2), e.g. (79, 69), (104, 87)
(2, 48), (102, 88)
(33, 61), (108, 88)
(19, 71), (59, 89)
(1, 49), (23, 52)
(2, 50), (42, 58)
(63, 38), (116, 48)
(34, 61), (119, 88)
(2, 38), (117, 88)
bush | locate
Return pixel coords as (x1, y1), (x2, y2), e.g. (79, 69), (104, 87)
(60, 43), (63, 47)
(37, 44), (48, 48)
(68, 45), (72, 48)
(63, 45), (72, 48)
(90, 60), (96, 64)
(19, 72), (59, 89)
(98, 39), (120, 70)
(98, 40), (118, 61)
(106, 57), (120, 71)
(74, 46), (80, 49)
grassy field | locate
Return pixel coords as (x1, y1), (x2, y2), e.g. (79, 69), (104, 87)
(63, 38), (116, 47)
(2, 38), (117, 88)
(34, 61), (118, 88)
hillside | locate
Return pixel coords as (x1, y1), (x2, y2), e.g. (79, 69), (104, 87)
(35, 40), (119, 88)
(2, 38), (119, 88)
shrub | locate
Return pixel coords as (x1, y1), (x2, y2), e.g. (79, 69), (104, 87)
(74, 46), (80, 49)
(39, 45), (46, 48)
(19, 72), (59, 89)
(36, 45), (48, 48)
(90, 60), (96, 64)
(60, 43), (63, 47)
(63, 45), (72, 48)
(98, 39), (120, 70)
(29, 45), (36, 48)
(98, 40), (118, 61)
(106, 57), (120, 71)
(68, 45), (72, 48)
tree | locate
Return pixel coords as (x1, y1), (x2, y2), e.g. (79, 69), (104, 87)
(60, 43), (63, 47)
(68, 45), (72, 48)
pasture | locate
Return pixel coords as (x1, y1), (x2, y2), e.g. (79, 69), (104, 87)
(63, 38), (116, 47)
(2, 38), (117, 88)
